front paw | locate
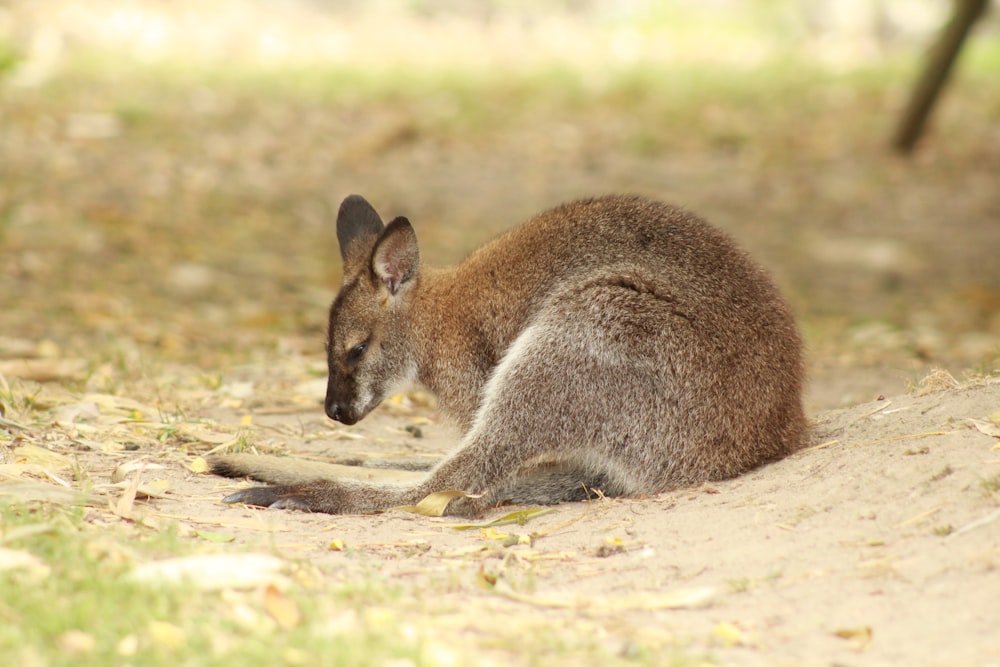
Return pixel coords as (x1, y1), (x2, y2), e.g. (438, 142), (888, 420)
(222, 486), (313, 512)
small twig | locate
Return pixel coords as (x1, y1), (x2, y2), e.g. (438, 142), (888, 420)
(946, 507), (1000, 540)
(797, 439), (839, 455)
(897, 503), (946, 528)
(0, 416), (29, 431)
(858, 400), (893, 420)
(861, 431), (956, 448)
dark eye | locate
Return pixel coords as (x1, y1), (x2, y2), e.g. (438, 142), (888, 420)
(345, 340), (369, 366)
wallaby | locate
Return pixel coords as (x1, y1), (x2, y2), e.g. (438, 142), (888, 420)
(210, 194), (807, 516)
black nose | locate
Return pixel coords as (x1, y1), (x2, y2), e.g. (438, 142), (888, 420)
(325, 399), (357, 425)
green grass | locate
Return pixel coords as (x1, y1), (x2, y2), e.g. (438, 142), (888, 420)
(981, 471), (1000, 496)
(0, 499), (706, 666)
(0, 39), (21, 79)
(0, 502), (423, 667)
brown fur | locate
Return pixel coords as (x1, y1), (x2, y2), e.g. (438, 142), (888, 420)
(210, 194), (807, 516)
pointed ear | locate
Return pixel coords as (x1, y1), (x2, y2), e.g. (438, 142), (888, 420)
(371, 217), (419, 296)
(337, 195), (385, 272)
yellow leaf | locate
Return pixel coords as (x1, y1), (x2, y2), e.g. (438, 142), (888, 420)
(604, 536), (626, 546)
(364, 607), (396, 625)
(13, 445), (71, 469)
(188, 456), (209, 474)
(834, 626), (873, 648)
(712, 622), (748, 647)
(393, 490), (467, 517)
(109, 478), (170, 499)
(263, 583), (300, 629)
(147, 621), (185, 650)
(240, 415), (254, 426)
(328, 539), (347, 551)
(36, 339), (60, 357)
(480, 527), (509, 540)
(137, 479), (170, 499)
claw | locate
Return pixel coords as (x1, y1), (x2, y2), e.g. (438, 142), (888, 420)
(270, 498), (313, 512)
(222, 486), (285, 508)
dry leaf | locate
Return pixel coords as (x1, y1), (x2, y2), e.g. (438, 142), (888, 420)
(129, 553), (288, 590)
(188, 456), (210, 474)
(0, 479), (88, 505)
(480, 527), (509, 540)
(52, 401), (101, 427)
(12, 445), (71, 469)
(147, 621), (185, 650)
(834, 626), (873, 648)
(81, 393), (156, 416)
(969, 418), (1000, 438)
(263, 583), (301, 629)
(112, 473), (140, 518)
(0, 463), (49, 480)
(393, 489), (467, 516)
(712, 622), (750, 647)
(0, 358), (88, 382)
(0, 547), (51, 577)
(328, 539), (347, 551)
(131, 479), (170, 499)
(112, 460), (167, 483)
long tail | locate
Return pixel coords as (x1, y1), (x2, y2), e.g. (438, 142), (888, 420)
(208, 454), (423, 486)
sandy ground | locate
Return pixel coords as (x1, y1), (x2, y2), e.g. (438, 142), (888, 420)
(207, 379), (1000, 666)
(9, 367), (991, 666)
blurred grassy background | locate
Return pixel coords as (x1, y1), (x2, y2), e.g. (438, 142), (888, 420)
(1, 0), (998, 408)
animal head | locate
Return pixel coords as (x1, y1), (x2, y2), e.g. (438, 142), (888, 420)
(325, 195), (420, 424)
